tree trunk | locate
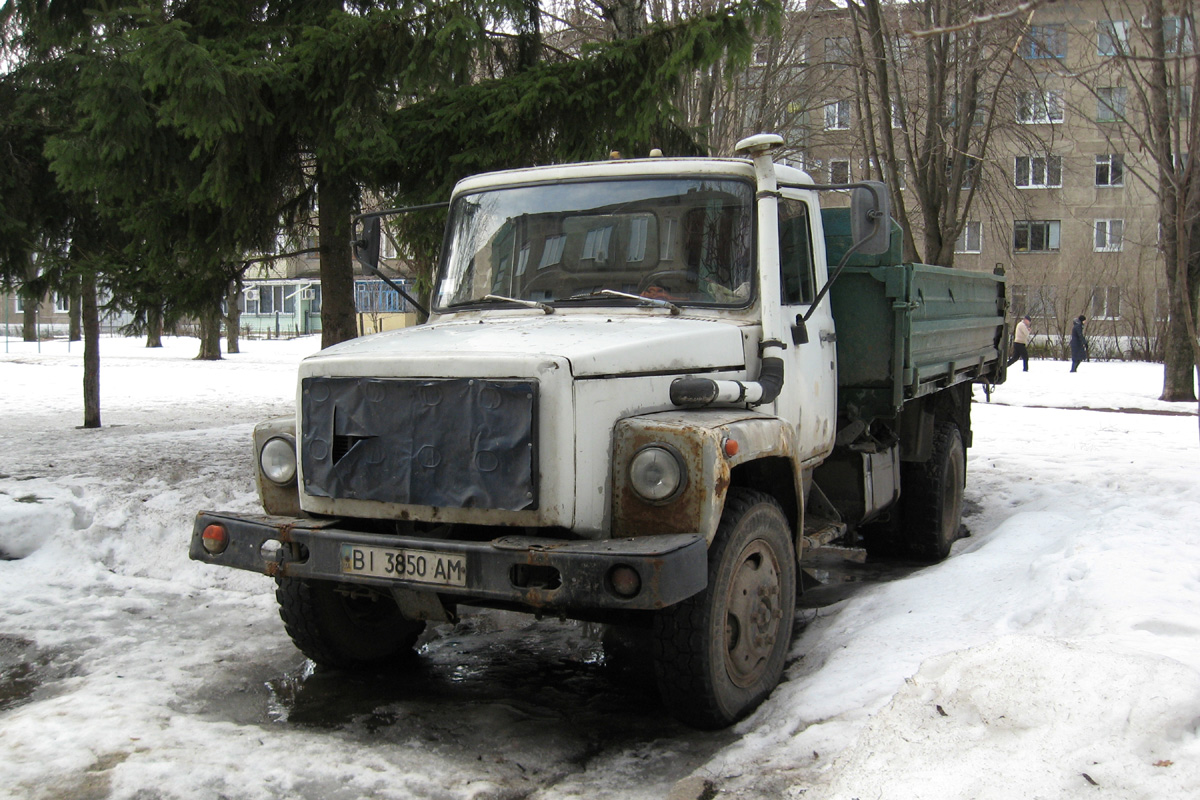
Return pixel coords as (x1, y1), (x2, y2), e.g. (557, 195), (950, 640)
(1161, 259), (1197, 400)
(21, 253), (37, 341)
(603, 0), (647, 40)
(68, 275), (81, 342)
(1147, 0), (1199, 402)
(317, 166), (358, 349)
(196, 304), (223, 360)
(82, 271), (101, 429)
(225, 281), (241, 354)
(21, 298), (36, 341)
(146, 304), (163, 348)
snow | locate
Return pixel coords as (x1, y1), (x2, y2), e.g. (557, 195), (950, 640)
(2, 335), (1199, 799)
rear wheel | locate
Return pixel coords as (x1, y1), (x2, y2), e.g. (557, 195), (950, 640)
(652, 488), (796, 729)
(901, 422), (966, 562)
(275, 578), (425, 669)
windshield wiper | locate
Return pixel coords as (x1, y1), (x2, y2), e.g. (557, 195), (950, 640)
(571, 289), (680, 316)
(482, 294), (555, 314)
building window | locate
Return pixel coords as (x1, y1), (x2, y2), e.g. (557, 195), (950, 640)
(1094, 219), (1124, 252)
(538, 234), (565, 269)
(1014, 155), (1062, 187)
(581, 225), (613, 262)
(1164, 16), (1195, 55)
(830, 159), (851, 184)
(514, 244), (530, 277)
(1017, 89), (1064, 123)
(1097, 87), (1127, 121)
(1095, 154), (1124, 186)
(1173, 86), (1193, 119)
(945, 156), (980, 189)
(658, 219), (675, 261)
(1013, 220), (1061, 252)
(825, 100), (850, 130)
(256, 284), (292, 314)
(948, 94), (986, 127)
(955, 221), (982, 253)
(626, 217), (648, 262)
(1021, 24), (1067, 59)
(380, 234), (397, 260)
(53, 292), (70, 313)
(962, 156), (980, 188)
(1091, 286), (1121, 319)
(301, 235), (318, 259)
(825, 37), (850, 69)
(1097, 20), (1129, 55)
(1156, 286), (1170, 321)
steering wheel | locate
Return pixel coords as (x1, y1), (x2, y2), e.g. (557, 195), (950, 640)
(637, 270), (696, 294)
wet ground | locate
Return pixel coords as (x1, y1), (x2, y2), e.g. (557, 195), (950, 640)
(0, 635), (77, 713)
(1, 507), (980, 797)
(169, 611), (736, 796)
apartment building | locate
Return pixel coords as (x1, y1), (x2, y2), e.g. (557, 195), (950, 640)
(771, 0), (1191, 358)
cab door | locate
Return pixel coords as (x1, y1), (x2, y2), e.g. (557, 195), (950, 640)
(774, 191), (837, 462)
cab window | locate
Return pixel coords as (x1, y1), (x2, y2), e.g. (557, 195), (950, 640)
(779, 198), (816, 304)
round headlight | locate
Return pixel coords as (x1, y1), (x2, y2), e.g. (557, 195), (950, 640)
(260, 436), (297, 486)
(629, 445), (685, 503)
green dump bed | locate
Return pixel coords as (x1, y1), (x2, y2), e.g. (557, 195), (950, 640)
(822, 212), (1008, 421)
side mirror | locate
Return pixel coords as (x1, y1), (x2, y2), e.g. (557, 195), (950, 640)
(353, 216), (382, 275)
(850, 181), (891, 255)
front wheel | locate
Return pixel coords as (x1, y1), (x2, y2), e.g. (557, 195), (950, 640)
(275, 578), (425, 670)
(652, 488), (797, 729)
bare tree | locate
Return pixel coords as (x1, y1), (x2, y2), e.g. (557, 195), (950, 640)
(847, 0), (1054, 267)
(1064, 0), (1200, 402)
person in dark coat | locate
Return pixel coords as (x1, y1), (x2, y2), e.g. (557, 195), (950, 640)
(1070, 315), (1087, 372)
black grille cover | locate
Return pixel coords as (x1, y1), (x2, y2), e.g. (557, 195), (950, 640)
(301, 377), (537, 510)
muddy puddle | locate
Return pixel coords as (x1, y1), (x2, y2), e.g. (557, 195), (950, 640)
(183, 612), (734, 790)
(178, 523), (964, 790)
(0, 635), (76, 713)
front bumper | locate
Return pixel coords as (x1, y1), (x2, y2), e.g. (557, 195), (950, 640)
(189, 512), (707, 611)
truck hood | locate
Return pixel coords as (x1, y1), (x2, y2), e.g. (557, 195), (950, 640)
(305, 314), (748, 377)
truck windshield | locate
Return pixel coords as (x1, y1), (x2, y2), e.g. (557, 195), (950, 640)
(435, 177), (755, 310)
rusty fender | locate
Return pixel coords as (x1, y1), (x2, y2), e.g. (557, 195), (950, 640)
(611, 408), (801, 545)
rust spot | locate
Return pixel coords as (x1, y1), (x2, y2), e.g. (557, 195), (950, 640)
(615, 425), (709, 537)
(264, 561), (280, 577)
(277, 523), (296, 544)
(522, 587), (551, 608)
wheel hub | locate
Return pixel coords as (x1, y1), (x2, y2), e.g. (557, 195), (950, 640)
(724, 539), (783, 688)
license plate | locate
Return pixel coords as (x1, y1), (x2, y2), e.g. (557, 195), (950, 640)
(340, 544), (467, 587)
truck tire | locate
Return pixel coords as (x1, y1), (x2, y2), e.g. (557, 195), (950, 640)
(901, 422), (965, 563)
(275, 578), (425, 670)
(651, 488), (796, 729)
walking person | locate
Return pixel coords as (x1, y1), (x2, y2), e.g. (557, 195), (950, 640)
(1070, 314), (1088, 372)
(1008, 315), (1032, 372)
